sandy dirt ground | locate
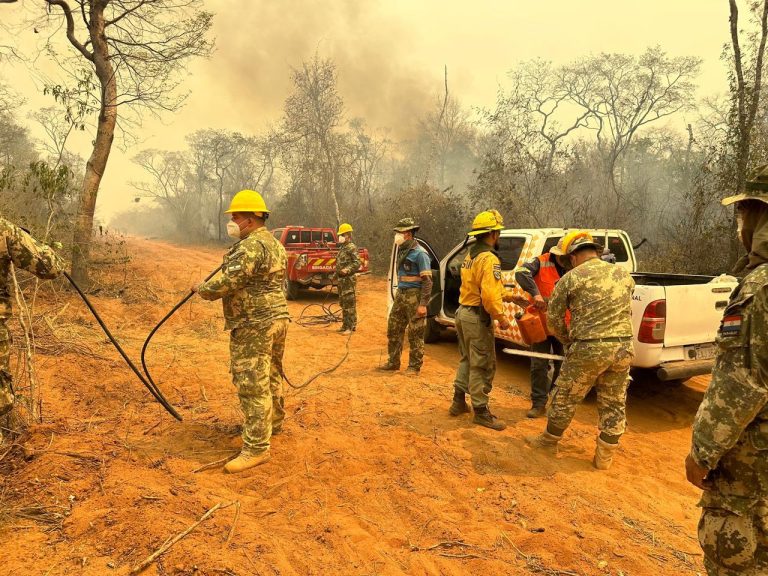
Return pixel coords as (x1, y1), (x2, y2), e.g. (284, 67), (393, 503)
(0, 236), (710, 576)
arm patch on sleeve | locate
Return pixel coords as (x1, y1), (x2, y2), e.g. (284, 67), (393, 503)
(493, 264), (501, 280)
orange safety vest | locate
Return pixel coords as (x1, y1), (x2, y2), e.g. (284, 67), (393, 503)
(533, 252), (570, 332)
(533, 253), (561, 299)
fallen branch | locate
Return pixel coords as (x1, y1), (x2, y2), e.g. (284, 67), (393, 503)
(437, 552), (484, 559)
(410, 540), (488, 553)
(192, 454), (237, 473)
(29, 450), (102, 462)
(226, 501), (240, 545)
(142, 419), (162, 435)
(499, 532), (579, 576)
(10, 265), (38, 421)
(130, 501), (232, 574)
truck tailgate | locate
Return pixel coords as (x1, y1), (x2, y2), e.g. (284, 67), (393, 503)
(307, 255), (337, 273)
(663, 284), (731, 347)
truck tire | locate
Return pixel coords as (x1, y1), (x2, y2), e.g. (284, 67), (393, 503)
(284, 279), (300, 301)
(424, 317), (442, 344)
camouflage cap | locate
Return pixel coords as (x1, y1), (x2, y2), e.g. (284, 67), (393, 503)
(566, 234), (602, 255)
(722, 164), (768, 206)
(393, 217), (420, 232)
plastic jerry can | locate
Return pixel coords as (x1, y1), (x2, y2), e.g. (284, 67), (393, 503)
(515, 306), (548, 345)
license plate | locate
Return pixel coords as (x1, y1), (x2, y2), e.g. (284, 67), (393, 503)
(686, 344), (717, 361)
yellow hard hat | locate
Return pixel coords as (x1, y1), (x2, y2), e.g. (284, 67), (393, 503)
(560, 230), (601, 255)
(225, 189), (270, 214)
(338, 223), (353, 235)
(468, 209), (504, 236)
(549, 235), (569, 256)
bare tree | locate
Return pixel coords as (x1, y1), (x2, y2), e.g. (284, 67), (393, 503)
(282, 54), (344, 225)
(346, 119), (388, 213)
(507, 59), (591, 174)
(1, 0), (213, 284)
(131, 149), (195, 235)
(724, 0), (768, 261)
(563, 47), (701, 220)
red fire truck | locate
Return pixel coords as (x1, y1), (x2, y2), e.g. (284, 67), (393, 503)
(272, 226), (370, 300)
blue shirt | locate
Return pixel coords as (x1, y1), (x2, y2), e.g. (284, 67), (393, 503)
(397, 245), (431, 289)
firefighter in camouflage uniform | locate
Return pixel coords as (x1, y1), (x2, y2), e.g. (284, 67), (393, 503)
(378, 218), (433, 374)
(526, 231), (635, 470)
(0, 218), (63, 433)
(334, 223), (362, 335)
(194, 190), (289, 474)
(686, 164), (768, 575)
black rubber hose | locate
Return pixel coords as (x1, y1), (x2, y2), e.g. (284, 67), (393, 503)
(140, 266), (222, 399)
(143, 267), (352, 394)
(63, 271), (182, 421)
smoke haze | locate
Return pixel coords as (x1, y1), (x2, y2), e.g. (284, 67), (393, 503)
(2, 0), (731, 219)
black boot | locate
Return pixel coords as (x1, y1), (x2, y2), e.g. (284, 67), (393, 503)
(376, 362), (400, 371)
(472, 405), (507, 431)
(448, 389), (470, 416)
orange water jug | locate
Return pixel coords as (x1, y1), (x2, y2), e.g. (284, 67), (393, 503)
(516, 306), (548, 345)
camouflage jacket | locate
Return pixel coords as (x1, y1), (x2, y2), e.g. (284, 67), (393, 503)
(0, 218), (63, 320)
(691, 263), (768, 471)
(547, 257), (634, 342)
(198, 227), (290, 330)
(335, 241), (362, 277)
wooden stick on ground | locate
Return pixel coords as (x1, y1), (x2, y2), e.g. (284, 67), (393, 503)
(226, 501), (241, 545)
(192, 454), (237, 474)
(130, 502), (227, 574)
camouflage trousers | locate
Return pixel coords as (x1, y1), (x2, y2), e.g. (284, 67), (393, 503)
(229, 319), (288, 455)
(386, 288), (425, 369)
(547, 340), (633, 438)
(0, 322), (12, 416)
(698, 429), (768, 575)
(453, 305), (496, 408)
(337, 276), (357, 331)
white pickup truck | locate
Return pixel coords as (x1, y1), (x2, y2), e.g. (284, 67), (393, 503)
(388, 228), (738, 382)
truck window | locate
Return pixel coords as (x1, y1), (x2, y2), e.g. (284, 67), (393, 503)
(542, 236), (562, 255)
(311, 230), (323, 242)
(606, 235), (629, 263)
(300, 230), (312, 243)
(497, 236), (527, 270)
(285, 231), (300, 244)
(273, 229), (283, 241)
(323, 231), (335, 243)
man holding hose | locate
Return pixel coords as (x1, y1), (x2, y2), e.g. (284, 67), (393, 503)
(192, 190), (289, 474)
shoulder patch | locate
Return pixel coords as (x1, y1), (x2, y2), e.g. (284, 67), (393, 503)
(720, 314), (742, 336)
(493, 263), (501, 280)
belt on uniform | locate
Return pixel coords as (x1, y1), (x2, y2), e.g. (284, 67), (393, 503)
(398, 275), (423, 283)
(459, 304), (482, 311)
(577, 337), (632, 343)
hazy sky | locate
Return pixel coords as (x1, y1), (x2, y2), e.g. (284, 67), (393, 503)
(2, 0), (733, 220)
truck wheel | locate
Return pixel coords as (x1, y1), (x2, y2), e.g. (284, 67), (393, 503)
(284, 279), (300, 301)
(424, 317), (442, 344)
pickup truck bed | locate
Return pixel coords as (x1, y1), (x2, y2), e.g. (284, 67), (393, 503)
(630, 272), (735, 378)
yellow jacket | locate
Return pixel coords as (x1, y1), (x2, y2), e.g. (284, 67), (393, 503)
(458, 243), (505, 321)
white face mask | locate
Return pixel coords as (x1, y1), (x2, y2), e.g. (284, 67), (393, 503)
(737, 213), (744, 242)
(227, 220), (242, 240)
(394, 233), (406, 246)
(337, 235), (346, 244)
